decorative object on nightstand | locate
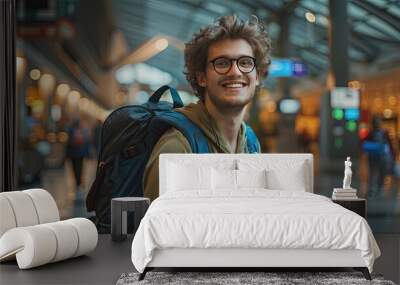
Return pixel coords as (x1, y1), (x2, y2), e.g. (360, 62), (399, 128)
(332, 157), (358, 200)
(332, 198), (366, 218)
(111, 197), (150, 242)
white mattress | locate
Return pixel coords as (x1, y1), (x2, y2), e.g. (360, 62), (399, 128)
(131, 190), (380, 273)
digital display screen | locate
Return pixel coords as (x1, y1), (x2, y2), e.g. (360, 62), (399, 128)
(330, 88), (360, 108)
(269, 59), (308, 77)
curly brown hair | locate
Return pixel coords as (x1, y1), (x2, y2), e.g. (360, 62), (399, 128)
(184, 15), (272, 99)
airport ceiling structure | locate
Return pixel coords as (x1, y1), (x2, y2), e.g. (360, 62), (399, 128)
(17, 0), (400, 101)
(112, 0), (400, 88)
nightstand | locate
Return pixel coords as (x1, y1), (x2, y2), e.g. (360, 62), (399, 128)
(111, 197), (150, 242)
(332, 198), (366, 218)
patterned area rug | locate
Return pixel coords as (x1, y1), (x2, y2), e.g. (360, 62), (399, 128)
(116, 271), (396, 285)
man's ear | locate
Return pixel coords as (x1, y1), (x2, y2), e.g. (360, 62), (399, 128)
(196, 72), (206, 87)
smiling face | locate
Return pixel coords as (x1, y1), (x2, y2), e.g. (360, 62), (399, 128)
(197, 38), (260, 111)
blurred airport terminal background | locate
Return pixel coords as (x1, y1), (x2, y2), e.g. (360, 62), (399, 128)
(9, 0), (400, 232)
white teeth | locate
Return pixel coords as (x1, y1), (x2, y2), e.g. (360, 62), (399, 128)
(224, 83), (243, 88)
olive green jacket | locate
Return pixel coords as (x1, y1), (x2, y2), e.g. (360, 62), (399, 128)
(142, 100), (259, 201)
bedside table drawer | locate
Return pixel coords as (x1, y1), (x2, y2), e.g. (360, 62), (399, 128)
(332, 199), (366, 218)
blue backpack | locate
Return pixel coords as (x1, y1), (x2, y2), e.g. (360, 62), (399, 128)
(86, 85), (260, 232)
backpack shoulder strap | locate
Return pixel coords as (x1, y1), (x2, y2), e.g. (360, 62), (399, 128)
(158, 112), (259, 154)
(156, 112), (209, 153)
(245, 124), (260, 153)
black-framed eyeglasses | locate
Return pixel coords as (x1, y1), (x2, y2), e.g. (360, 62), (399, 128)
(209, 56), (256, 75)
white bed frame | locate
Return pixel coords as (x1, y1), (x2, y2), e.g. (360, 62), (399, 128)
(140, 154), (370, 280)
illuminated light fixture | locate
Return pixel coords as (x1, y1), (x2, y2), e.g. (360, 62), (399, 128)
(154, 38), (168, 51)
(359, 127), (369, 140)
(29, 69), (41, 80)
(332, 108), (344, 120)
(164, 35), (185, 52)
(116, 65), (135, 85)
(345, 121), (357, 132)
(116, 35), (172, 68)
(383, 108), (393, 118)
(56, 83), (70, 98)
(51, 104), (62, 121)
(305, 12), (316, 23)
(279, 99), (300, 114)
(78, 97), (90, 109)
(39, 73), (56, 98)
(68, 90), (81, 105)
(116, 63), (173, 86)
(87, 102), (98, 116)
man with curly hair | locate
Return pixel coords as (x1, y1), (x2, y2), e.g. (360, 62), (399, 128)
(143, 15), (272, 201)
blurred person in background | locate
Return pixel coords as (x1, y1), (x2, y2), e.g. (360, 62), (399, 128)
(363, 116), (396, 196)
(66, 119), (91, 196)
(92, 118), (103, 159)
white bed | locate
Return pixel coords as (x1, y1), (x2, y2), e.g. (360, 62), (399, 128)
(131, 154), (380, 280)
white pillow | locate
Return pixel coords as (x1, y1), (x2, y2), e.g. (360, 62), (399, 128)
(211, 169), (267, 190)
(166, 162), (211, 191)
(238, 159), (308, 191)
(236, 169), (267, 189)
(212, 168), (236, 190)
(265, 163), (306, 191)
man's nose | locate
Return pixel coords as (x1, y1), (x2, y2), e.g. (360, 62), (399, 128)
(226, 61), (242, 76)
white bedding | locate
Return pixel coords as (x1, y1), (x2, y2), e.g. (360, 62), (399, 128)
(131, 190), (380, 273)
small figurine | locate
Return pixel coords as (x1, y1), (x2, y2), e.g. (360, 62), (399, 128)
(342, 157), (352, 189)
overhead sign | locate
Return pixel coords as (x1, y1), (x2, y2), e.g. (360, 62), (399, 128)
(269, 59), (308, 78)
(330, 87), (360, 109)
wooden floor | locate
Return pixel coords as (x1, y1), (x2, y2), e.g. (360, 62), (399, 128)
(373, 234), (400, 284)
